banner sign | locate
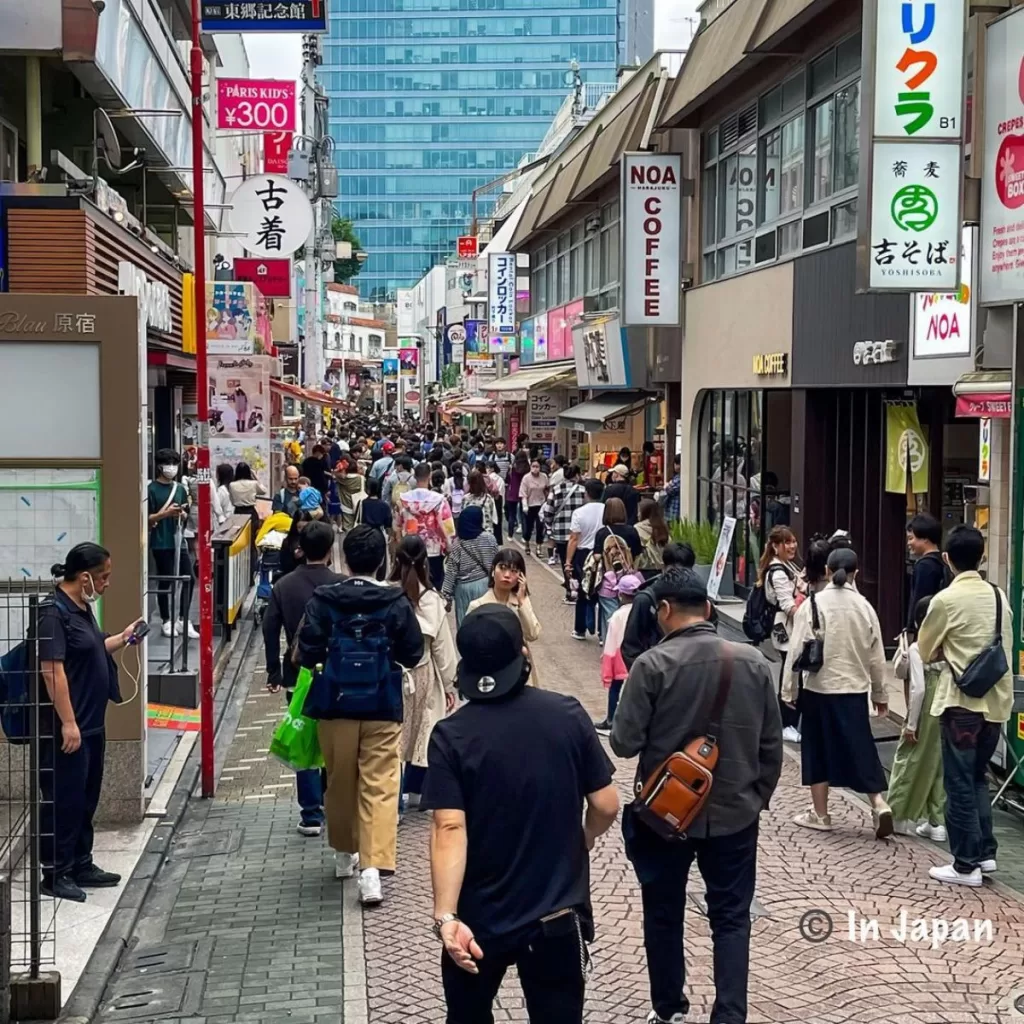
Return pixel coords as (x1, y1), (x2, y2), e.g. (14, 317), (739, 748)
(465, 320), (493, 364)
(885, 403), (929, 493)
(621, 152), (682, 325)
(707, 517), (737, 602)
(217, 79), (296, 131)
(955, 393), (1012, 418)
(200, 0), (327, 33)
(382, 358), (398, 381)
(264, 131), (292, 174)
(233, 257), (291, 298)
(399, 348), (418, 378)
(979, 417), (992, 482)
(488, 253), (516, 336)
(229, 174), (313, 258)
(913, 226), (974, 357)
(982, 8), (1024, 303)
(859, 0), (967, 292)
(457, 236), (478, 259)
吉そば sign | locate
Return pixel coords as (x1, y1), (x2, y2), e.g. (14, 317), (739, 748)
(868, 141), (961, 290)
(228, 174), (313, 259)
(871, 0), (966, 139)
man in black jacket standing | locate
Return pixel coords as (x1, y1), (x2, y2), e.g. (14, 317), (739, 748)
(621, 543), (696, 669)
(262, 521), (340, 838)
(611, 569), (782, 1024)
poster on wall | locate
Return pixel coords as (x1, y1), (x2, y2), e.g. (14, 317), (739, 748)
(519, 318), (536, 365)
(912, 226), (975, 357)
(465, 320), (493, 365)
(399, 347), (418, 378)
(488, 332), (517, 355)
(382, 357), (398, 381)
(706, 516), (736, 602)
(207, 282), (270, 354)
(620, 153), (682, 326)
(982, 7), (1024, 303)
(885, 403), (929, 493)
(209, 436), (271, 494)
(209, 356), (271, 436)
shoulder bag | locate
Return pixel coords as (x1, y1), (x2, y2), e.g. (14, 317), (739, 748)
(631, 643), (734, 841)
(791, 591), (824, 673)
(953, 583), (1008, 699)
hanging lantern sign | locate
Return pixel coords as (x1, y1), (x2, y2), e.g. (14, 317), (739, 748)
(228, 173), (313, 258)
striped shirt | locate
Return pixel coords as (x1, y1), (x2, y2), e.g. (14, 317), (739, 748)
(442, 533), (499, 599)
(540, 481), (587, 544)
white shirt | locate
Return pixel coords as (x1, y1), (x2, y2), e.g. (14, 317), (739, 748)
(549, 467), (565, 489)
(570, 502), (606, 550)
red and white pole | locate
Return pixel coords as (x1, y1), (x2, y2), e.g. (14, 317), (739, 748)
(191, 0), (215, 798)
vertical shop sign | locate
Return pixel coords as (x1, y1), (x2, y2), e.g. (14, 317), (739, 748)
(979, 416), (992, 482)
(488, 253), (516, 336)
(981, 8), (1024, 303)
(859, 0), (967, 292)
(621, 153), (682, 325)
(885, 403), (930, 492)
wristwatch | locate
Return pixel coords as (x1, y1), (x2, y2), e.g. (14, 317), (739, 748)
(432, 913), (460, 939)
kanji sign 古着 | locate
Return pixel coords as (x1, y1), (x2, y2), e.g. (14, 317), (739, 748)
(873, 0), (966, 138)
(868, 141), (960, 290)
(228, 174), (313, 259)
(200, 0), (327, 33)
(488, 253), (516, 336)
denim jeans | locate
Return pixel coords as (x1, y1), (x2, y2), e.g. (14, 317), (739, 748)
(940, 708), (1001, 873)
(625, 813), (759, 1023)
(607, 680), (623, 721)
(296, 768), (325, 826)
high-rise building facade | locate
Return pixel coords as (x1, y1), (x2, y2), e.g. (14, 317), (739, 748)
(323, 0), (652, 300)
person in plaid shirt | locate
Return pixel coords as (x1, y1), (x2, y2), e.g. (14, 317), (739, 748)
(663, 454), (681, 523)
(540, 464), (586, 601)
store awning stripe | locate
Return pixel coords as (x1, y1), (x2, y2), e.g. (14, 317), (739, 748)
(557, 390), (653, 429)
(484, 365), (576, 394)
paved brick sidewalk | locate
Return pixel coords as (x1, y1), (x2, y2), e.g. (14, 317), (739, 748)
(362, 549), (1024, 1024)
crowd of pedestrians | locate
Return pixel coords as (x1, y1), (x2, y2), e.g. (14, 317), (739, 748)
(248, 412), (1014, 1023)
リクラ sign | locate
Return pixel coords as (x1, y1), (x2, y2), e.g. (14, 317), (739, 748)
(621, 153), (681, 326)
(868, 141), (960, 289)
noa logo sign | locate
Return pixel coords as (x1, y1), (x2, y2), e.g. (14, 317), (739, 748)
(621, 153), (682, 327)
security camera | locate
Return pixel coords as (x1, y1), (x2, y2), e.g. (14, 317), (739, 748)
(92, 0), (106, 13)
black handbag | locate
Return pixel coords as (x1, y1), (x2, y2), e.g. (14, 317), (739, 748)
(792, 591), (824, 673)
(953, 583), (1008, 699)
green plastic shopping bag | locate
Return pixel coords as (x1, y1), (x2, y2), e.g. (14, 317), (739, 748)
(269, 667), (324, 771)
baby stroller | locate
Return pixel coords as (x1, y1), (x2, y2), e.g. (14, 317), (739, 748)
(254, 546), (282, 624)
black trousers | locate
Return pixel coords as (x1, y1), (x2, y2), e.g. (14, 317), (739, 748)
(522, 506), (545, 544)
(40, 730), (105, 878)
(627, 814), (758, 1023)
(572, 549), (594, 634)
(153, 547), (192, 623)
(777, 650), (801, 730)
(428, 554), (445, 592)
(492, 497), (504, 545)
(441, 927), (584, 1023)
(555, 541), (570, 595)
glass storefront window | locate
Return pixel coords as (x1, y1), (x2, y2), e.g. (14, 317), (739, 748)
(812, 99), (833, 203)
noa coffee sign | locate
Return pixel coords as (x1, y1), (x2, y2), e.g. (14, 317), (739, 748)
(913, 226), (974, 358)
(620, 153), (681, 326)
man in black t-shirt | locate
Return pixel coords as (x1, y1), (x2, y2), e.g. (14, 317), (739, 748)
(906, 513), (949, 633)
(423, 606), (619, 1023)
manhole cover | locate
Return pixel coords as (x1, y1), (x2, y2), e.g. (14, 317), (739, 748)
(170, 829), (242, 858)
(121, 941), (202, 976)
(1014, 993), (1024, 1015)
(100, 973), (203, 1021)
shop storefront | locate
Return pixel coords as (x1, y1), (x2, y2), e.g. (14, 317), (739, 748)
(484, 364), (577, 457)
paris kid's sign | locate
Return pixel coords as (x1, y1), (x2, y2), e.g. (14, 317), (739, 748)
(860, 0), (967, 292)
(621, 153), (681, 326)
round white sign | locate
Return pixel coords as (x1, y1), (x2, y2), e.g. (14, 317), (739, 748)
(228, 174), (313, 258)
(447, 325), (467, 345)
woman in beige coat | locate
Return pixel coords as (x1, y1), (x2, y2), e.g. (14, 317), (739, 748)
(466, 546), (543, 687)
(390, 535), (457, 806)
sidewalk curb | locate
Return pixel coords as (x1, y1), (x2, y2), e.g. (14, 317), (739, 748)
(57, 612), (259, 1024)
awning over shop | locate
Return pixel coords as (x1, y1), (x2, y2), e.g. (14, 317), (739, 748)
(271, 379), (348, 409)
(557, 391), (653, 431)
(446, 396), (496, 415)
(952, 372), (1012, 418)
(484, 364), (577, 402)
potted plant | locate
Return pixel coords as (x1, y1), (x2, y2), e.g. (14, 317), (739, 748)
(669, 518), (735, 598)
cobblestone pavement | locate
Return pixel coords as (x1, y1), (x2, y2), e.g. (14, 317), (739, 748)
(363, 540), (1024, 1024)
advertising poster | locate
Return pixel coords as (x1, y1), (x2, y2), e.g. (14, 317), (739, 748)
(465, 320), (493, 365)
(207, 282), (256, 354)
(382, 357), (399, 381)
(209, 356), (271, 436)
(707, 517), (737, 602)
(399, 347), (419, 378)
(488, 332), (517, 355)
(209, 436), (271, 494)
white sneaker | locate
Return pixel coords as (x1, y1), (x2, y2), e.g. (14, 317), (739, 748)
(334, 852), (360, 879)
(782, 726), (802, 743)
(161, 621), (174, 638)
(980, 858), (997, 874)
(794, 808), (833, 831)
(297, 822), (322, 837)
(915, 822), (948, 842)
(181, 620), (200, 640)
(646, 1011), (686, 1024)
(929, 863), (983, 887)
(358, 867), (383, 905)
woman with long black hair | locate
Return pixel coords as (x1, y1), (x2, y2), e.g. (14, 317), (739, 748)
(39, 543), (143, 902)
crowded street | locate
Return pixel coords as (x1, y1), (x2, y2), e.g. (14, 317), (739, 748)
(87, 493), (1024, 1024)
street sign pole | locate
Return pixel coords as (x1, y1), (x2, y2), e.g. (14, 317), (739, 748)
(191, 0), (215, 798)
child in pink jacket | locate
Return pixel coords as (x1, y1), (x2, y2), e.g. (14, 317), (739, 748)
(595, 574), (641, 734)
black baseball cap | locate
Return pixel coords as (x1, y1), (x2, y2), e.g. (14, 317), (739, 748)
(456, 605), (526, 701)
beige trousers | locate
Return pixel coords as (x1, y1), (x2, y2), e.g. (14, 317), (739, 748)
(317, 718), (402, 872)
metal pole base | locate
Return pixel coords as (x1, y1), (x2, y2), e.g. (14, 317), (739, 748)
(9, 971), (60, 1021)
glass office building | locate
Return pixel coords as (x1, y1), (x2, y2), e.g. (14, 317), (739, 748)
(323, 0), (652, 300)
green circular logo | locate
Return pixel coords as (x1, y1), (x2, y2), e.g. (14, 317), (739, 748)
(891, 184), (938, 232)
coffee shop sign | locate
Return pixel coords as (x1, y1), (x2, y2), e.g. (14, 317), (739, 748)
(118, 261), (172, 333)
(0, 311), (96, 334)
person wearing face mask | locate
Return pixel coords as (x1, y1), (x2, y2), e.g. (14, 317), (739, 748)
(610, 568), (782, 1024)
(148, 449), (198, 639)
(39, 543), (145, 902)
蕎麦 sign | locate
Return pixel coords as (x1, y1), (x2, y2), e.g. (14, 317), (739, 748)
(228, 174), (313, 258)
(488, 253), (516, 336)
(217, 79), (296, 132)
(621, 152), (681, 326)
(200, 0), (327, 33)
(867, 141), (961, 290)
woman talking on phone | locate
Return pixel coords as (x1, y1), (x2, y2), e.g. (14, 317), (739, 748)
(39, 543), (145, 902)
(466, 547), (543, 686)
